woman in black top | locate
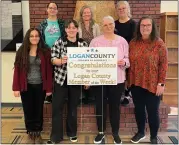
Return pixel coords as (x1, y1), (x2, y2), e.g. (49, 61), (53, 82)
(115, 1), (136, 105)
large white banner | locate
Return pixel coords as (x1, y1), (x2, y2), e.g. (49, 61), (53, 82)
(67, 47), (117, 85)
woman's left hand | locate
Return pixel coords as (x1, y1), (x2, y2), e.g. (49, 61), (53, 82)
(156, 85), (165, 96)
(46, 92), (52, 96)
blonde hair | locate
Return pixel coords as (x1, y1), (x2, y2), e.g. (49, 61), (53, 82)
(79, 5), (94, 25)
(116, 1), (132, 18)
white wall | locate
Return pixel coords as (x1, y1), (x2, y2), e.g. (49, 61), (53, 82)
(1, 1), (178, 103)
(1, 53), (20, 103)
(160, 1), (178, 13)
(1, 1), (30, 103)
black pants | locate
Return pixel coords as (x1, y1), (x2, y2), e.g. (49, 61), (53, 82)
(50, 82), (81, 142)
(131, 85), (161, 138)
(20, 83), (45, 132)
(92, 83), (125, 135)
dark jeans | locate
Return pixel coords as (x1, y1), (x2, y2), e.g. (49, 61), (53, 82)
(20, 83), (45, 132)
(92, 83), (125, 135)
(81, 87), (95, 104)
(50, 82), (81, 142)
(131, 85), (161, 138)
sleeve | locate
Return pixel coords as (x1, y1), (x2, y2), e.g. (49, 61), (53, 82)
(89, 38), (97, 47)
(83, 40), (89, 47)
(158, 39), (168, 84)
(122, 39), (130, 69)
(78, 23), (82, 38)
(12, 65), (20, 91)
(51, 39), (61, 62)
(96, 24), (101, 37)
(46, 50), (53, 92)
(131, 20), (137, 39)
(37, 21), (49, 48)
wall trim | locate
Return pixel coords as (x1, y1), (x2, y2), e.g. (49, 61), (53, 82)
(1, 103), (22, 107)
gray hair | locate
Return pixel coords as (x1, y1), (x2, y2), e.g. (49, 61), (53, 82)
(79, 5), (94, 25)
(103, 16), (115, 24)
(116, 1), (132, 18)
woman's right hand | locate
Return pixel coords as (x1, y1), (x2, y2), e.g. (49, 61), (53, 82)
(84, 85), (90, 90)
(14, 91), (20, 97)
(61, 56), (68, 64)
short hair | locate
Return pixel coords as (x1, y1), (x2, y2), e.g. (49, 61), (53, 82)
(116, 1), (132, 18)
(47, 2), (58, 9)
(102, 16), (115, 24)
(65, 19), (79, 28)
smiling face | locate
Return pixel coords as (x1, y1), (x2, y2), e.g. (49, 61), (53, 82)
(102, 18), (115, 34)
(65, 22), (78, 39)
(47, 3), (58, 17)
(140, 18), (152, 39)
(29, 30), (40, 45)
(82, 8), (92, 21)
(117, 3), (128, 18)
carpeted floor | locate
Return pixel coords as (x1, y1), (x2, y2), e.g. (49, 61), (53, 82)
(1, 107), (178, 144)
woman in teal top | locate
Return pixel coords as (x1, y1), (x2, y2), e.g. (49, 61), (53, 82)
(38, 2), (65, 103)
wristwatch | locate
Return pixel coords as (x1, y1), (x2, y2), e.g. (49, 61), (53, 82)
(158, 83), (165, 87)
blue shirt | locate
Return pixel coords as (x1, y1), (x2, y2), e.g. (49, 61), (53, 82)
(44, 20), (61, 48)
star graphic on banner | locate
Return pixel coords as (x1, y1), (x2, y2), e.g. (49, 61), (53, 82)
(95, 49), (98, 52)
(87, 49), (89, 52)
(91, 48), (94, 52)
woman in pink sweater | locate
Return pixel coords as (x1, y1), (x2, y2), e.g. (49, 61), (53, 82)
(88, 16), (129, 144)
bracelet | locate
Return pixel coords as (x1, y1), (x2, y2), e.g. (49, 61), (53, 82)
(158, 83), (165, 87)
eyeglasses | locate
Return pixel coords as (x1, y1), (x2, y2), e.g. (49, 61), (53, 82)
(118, 7), (126, 11)
(140, 24), (152, 28)
(48, 7), (57, 10)
(103, 23), (114, 28)
(30, 35), (39, 38)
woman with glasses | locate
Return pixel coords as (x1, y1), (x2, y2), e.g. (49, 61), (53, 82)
(12, 28), (52, 144)
(115, 1), (136, 106)
(38, 2), (65, 104)
(128, 16), (168, 144)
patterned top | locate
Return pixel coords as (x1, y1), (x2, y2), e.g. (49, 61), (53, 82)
(128, 38), (168, 94)
(38, 19), (65, 48)
(27, 56), (42, 84)
(81, 22), (94, 45)
(51, 37), (88, 85)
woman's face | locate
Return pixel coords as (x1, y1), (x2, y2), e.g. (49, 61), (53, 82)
(82, 8), (92, 21)
(65, 22), (78, 39)
(102, 18), (115, 34)
(47, 3), (58, 16)
(117, 3), (128, 18)
(29, 30), (40, 45)
(140, 19), (152, 38)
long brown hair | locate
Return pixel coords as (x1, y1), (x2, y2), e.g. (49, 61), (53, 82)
(14, 28), (47, 72)
(134, 16), (159, 42)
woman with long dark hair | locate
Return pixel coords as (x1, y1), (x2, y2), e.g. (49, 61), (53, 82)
(13, 28), (52, 143)
(128, 16), (168, 144)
